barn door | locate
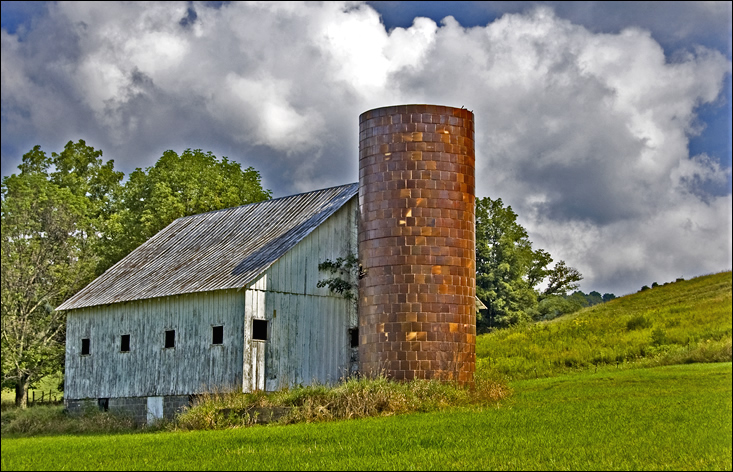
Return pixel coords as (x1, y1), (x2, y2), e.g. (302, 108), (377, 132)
(250, 341), (266, 391)
(248, 318), (268, 391)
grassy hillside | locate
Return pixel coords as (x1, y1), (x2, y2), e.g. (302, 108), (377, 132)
(476, 271), (732, 380)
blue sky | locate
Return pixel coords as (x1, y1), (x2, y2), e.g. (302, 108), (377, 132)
(1, 1), (731, 295)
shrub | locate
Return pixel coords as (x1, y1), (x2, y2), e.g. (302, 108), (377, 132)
(651, 327), (667, 346)
(626, 314), (653, 331)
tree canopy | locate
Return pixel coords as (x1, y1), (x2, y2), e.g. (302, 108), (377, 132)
(475, 196), (583, 330)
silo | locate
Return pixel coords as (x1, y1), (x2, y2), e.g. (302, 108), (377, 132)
(358, 104), (476, 384)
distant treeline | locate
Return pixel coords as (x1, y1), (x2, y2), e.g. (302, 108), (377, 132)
(530, 290), (616, 322)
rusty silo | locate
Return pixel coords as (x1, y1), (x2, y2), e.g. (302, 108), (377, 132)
(358, 104), (476, 384)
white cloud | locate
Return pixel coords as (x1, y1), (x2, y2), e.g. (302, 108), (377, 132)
(1, 1), (730, 295)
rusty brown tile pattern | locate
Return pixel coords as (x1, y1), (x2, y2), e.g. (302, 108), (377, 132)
(358, 104), (476, 385)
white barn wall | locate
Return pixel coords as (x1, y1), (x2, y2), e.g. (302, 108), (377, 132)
(65, 289), (245, 400)
(243, 197), (359, 391)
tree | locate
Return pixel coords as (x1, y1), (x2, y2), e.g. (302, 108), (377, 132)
(1, 172), (95, 407)
(535, 294), (585, 321)
(541, 260), (583, 299)
(475, 197), (538, 328)
(99, 149), (272, 272)
(586, 291), (604, 306)
(2, 141), (121, 407)
(475, 197), (583, 330)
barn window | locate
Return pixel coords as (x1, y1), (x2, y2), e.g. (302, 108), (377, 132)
(252, 319), (268, 341)
(349, 328), (359, 348)
(81, 338), (90, 356)
(165, 330), (175, 348)
(98, 398), (109, 412)
(120, 334), (130, 352)
(212, 325), (223, 345)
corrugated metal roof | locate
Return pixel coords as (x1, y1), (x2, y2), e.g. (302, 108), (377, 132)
(57, 183), (359, 311)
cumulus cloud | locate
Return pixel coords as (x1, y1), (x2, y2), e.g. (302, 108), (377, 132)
(1, 1), (730, 295)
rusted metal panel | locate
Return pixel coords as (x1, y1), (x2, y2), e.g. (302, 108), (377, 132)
(65, 289), (245, 400)
(57, 183), (359, 311)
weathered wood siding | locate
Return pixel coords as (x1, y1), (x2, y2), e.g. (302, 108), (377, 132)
(65, 289), (245, 400)
(243, 197), (359, 391)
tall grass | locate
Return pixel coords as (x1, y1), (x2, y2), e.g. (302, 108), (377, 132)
(171, 373), (511, 431)
(1, 404), (137, 437)
(476, 271), (732, 380)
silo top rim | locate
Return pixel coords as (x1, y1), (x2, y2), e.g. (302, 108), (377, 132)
(360, 104), (473, 122)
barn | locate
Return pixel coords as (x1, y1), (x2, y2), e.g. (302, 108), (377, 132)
(57, 183), (359, 424)
(58, 103), (480, 425)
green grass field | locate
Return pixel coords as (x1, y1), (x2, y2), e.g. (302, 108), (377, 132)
(2, 363), (730, 470)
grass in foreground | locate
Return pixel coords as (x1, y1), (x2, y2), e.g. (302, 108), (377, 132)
(477, 271), (732, 380)
(2, 363), (730, 470)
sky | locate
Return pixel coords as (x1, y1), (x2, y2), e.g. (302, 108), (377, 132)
(1, 1), (731, 297)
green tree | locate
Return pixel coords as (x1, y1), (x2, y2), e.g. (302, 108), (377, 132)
(1, 173), (94, 407)
(2, 141), (121, 407)
(586, 291), (604, 306)
(99, 149), (272, 272)
(475, 197), (582, 330)
(535, 294), (585, 321)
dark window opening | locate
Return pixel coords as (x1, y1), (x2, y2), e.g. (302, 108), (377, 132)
(81, 338), (90, 356)
(165, 330), (176, 348)
(98, 398), (109, 412)
(212, 325), (223, 345)
(252, 319), (268, 341)
(349, 328), (359, 348)
(121, 334), (130, 352)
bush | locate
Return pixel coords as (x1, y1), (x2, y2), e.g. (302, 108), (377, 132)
(627, 314), (653, 331)
(651, 327), (667, 346)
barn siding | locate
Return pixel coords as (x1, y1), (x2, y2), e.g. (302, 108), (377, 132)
(65, 289), (245, 400)
(244, 197), (359, 391)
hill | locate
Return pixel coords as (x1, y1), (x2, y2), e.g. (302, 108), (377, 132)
(475, 271), (732, 380)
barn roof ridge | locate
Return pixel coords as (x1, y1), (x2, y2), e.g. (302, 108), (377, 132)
(174, 182), (359, 220)
(57, 182), (359, 311)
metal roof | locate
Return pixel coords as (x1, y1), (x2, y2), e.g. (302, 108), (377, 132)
(57, 183), (359, 311)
